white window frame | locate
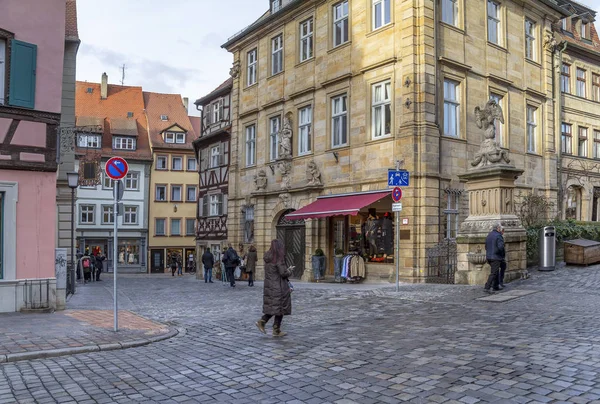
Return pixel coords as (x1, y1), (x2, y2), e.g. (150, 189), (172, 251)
(487, 0), (501, 45)
(185, 218), (196, 236)
(245, 125), (256, 167)
(123, 206), (138, 225)
(80, 205), (95, 224)
(172, 157), (183, 171)
(561, 64), (571, 93)
(525, 19), (536, 61)
(157, 156), (167, 170)
(187, 157), (197, 171)
(271, 35), (283, 75)
(577, 68), (586, 98)
(269, 116), (281, 161)
(298, 106), (312, 155)
(443, 79), (460, 138)
(581, 22), (589, 39)
(187, 186), (197, 202)
(593, 74), (600, 102)
(561, 123), (572, 155)
(209, 194), (223, 216)
(593, 130), (600, 159)
(165, 132), (175, 143)
(155, 218), (166, 236)
(101, 205), (114, 225)
(113, 136), (136, 150)
(331, 94), (348, 148)
(441, 0), (458, 26)
(271, 0), (282, 12)
(489, 93), (505, 147)
(210, 146), (220, 168)
(103, 173), (114, 190)
(171, 219), (181, 236)
(372, 80), (392, 139)
(300, 18), (314, 62)
(333, 1), (349, 47)
(526, 105), (537, 153)
(124, 172), (139, 191)
(579, 127), (588, 158)
(0, 39), (5, 105)
(444, 191), (460, 239)
(247, 49), (257, 86)
(175, 133), (185, 144)
(155, 185), (167, 201)
(77, 134), (101, 148)
(372, 0), (391, 30)
(212, 99), (222, 123)
(171, 185), (182, 202)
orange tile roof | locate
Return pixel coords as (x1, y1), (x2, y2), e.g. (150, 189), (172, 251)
(143, 92), (197, 150)
(65, 0), (79, 40)
(75, 81), (152, 161)
(189, 116), (201, 139)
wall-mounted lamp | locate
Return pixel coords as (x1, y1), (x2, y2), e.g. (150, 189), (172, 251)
(268, 164), (275, 174)
(332, 151), (339, 163)
(404, 76), (412, 88)
(405, 99), (412, 109)
(174, 204), (178, 213)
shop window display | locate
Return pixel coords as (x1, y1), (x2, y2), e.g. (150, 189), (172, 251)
(344, 210), (394, 263)
(118, 240), (139, 265)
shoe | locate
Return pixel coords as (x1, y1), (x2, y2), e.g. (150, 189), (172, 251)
(484, 288), (495, 294)
(493, 288), (501, 291)
(497, 285), (504, 290)
(209, 281), (214, 283)
(97, 279), (102, 282)
(273, 327), (287, 337)
(256, 320), (266, 334)
(205, 281), (207, 283)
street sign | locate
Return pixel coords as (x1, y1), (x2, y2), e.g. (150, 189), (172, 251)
(388, 169), (410, 187)
(113, 180), (124, 202)
(402, 218), (409, 225)
(392, 187), (402, 202)
(392, 202), (403, 212)
(105, 157), (129, 180)
(117, 202), (124, 216)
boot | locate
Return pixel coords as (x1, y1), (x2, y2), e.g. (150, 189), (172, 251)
(255, 319), (266, 334)
(273, 325), (287, 337)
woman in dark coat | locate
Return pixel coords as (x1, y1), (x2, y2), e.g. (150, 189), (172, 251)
(255, 239), (293, 337)
(245, 245), (258, 287)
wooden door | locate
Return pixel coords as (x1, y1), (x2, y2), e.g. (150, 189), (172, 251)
(150, 249), (164, 273)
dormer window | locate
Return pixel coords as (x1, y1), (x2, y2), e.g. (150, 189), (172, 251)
(561, 18), (567, 31)
(86, 87), (94, 94)
(113, 136), (136, 150)
(271, 0), (282, 13)
(581, 22), (590, 40)
(160, 115), (168, 121)
(127, 112), (134, 118)
(165, 131), (186, 144)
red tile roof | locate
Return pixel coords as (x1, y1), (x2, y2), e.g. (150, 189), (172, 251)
(554, 17), (600, 56)
(65, 0), (79, 41)
(143, 92), (197, 150)
(189, 116), (201, 139)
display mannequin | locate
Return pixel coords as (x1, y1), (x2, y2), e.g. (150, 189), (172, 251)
(381, 213), (393, 258)
(365, 213), (380, 259)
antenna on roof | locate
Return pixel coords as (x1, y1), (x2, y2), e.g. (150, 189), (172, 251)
(120, 64), (126, 86)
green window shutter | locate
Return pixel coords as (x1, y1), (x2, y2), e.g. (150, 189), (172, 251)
(9, 39), (37, 109)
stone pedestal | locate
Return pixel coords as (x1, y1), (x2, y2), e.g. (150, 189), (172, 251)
(456, 165), (527, 285)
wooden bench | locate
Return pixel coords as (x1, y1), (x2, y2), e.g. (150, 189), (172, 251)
(564, 239), (600, 266)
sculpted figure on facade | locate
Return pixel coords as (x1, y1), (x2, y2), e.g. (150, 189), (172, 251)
(306, 160), (322, 186)
(279, 113), (293, 160)
(277, 160), (292, 190)
(279, 192), (291, 208)
(471, 99), (510, 168)
(229, 62), (240, 79)
(253, 169), (267, 191)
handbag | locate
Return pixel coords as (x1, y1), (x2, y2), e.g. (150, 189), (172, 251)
(234, 266), (242, 279)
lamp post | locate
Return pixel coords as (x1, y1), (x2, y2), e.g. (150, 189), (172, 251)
(67, 171), (79, 294)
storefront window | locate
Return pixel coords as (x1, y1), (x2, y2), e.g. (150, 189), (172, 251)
(118, 240), (139, 265)
(333, 210), (395, 263)
(166, 248), (183, 267)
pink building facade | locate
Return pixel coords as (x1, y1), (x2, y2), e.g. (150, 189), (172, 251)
(0, 0), (66, 312)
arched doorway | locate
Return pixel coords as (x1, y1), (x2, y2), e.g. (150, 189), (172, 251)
(276, 209), (305, 279)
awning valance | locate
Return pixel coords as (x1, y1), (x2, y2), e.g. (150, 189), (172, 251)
(285, 190), (391, 220)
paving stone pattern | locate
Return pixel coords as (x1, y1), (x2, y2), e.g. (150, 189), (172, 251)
(1, 268), (600, 403)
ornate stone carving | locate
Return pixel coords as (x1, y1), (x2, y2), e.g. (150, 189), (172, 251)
(543, 33), (558, 53)
(471, 100), (510, 168)
(229, 62), (240, 79)
(278, 113), (293, 160)
(460, 219), (521, 233)
(253, 169), (267, 191)
(279, 193), (291, 208)
(277, 160), (292, 190)
(306, 160), (322, 186)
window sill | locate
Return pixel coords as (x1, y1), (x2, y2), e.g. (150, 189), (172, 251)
(155, 200), (168, 203)
(185, 200), (197, 203)
(244, 83), (258, 91)
(296, 57), (314, 68)
(171, 169), (183, 172)
(186, 169), (197, 173)
(326, 144), (350, 153)
(296, 152), (313, 158)
(155, 234), (167, 237)
(487, 42), (507, 53)
(328, 41), (351, 54)
(156, 168), (168, 171)
(439, 21), (464, 34)
(268, 71), (285, 80)
(526, 151), (542, 157)
(365, 135), (393, 145)
(366, 23), (394, 38)
(170, 200), (183, 203)
(525, 58), (542, 69)
(442, 135), (467, 143)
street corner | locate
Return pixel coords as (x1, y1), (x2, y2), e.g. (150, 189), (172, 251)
(64, 309), (171, 337)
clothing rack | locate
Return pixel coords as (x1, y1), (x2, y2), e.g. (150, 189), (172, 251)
(341, 252), (366, 283)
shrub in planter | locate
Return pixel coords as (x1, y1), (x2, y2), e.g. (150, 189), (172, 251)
(312, 248), (326, 281)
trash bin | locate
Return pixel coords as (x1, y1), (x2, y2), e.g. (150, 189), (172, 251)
(538, 226), (556, 271)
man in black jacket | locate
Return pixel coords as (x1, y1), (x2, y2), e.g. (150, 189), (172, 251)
(484, 223), (505, 293)
(94, 252), (105, 281)
(202, 247), (215, 283)
(222, 243), (239, 288)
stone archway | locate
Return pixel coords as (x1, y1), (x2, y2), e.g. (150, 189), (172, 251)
(276, 209), (305, 279)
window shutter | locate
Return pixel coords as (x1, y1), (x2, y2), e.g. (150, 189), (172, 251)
(217, 194), (224, 216)
(218, 143), (225, 166)
(200, 148), (209, 170)
(202, 195), (208, 217)
(222, 193), (228, 215)
(223, 141), (229, 166)
(219, 100), (224, 121)
(9, 40), (37, 109)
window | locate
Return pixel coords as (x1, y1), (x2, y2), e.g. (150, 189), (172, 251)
(561, 18), (567, 31)
(298, 106), (312, 155)
(271, 0), (282, 12)
(269, 116), (281, 161)
(171, 185), (182, 202)
(124, 172), (139, 190)
(4, 39), (37, 109)
(165, 132), (175, 143)
(561, 64), (570, 93)
(561, 123), (572, 155)
(244, 206), (255, 243)
(81, 162), (98, 183)
(185, 157), (196, 171)
(123, 206), (138, 225)
(171, 219), (181, 236)
(155, 185), (167, 201)
(566, 186), (581, 220)
(372, 81), (392, 138)
(155, 219), (166, 236)
(579, 127), (588, 158)
(444, 191), (460, 239)
(526, 105), (537, 153)
(209, 194), (223, 216)
(80, 205), (95, 224)
(186, 219), (196, 236)
(489, 93), (505, 146)
(271, 35), (283, 75)
(103, 173), (114, 189)
(211, 99), (223, 123)
(593, 74), (600, 102)
(333, 1), (349, 47)
(247, 49), (257, 86)
(487, 1), (501, 45)
(441, 0), (458, 26)
(577, 68), (586, 98)
(77, 134), (101, 148)
(210, 146), (220, 168)
(331, 94), (348, 147)
(160, 115), (168, 121)
(525, 19), (536, 60)
(581, 22), (589, 39)
(373, 0), (391, 30)
(157, 156), (167, 170)
(101, 205), (114, 225)
(172, 157), (183, 171)
(443, 80), (460, 137)
(175, 133), (185, 144)
(300, 19), (314, 62)
(594, 130), (600, 159)
(245, 125), (256, 167)
(187, 186), (197, 202)
(113, 137), (136, 150)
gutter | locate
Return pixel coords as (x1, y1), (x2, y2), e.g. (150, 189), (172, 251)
(556, 41), (568, 219)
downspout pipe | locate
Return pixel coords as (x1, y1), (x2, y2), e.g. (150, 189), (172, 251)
(434, 0), (442, 239)
(556, 41), (567, 219)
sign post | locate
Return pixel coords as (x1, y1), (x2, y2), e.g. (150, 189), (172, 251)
(389, 171), (410, 292)
(105, 157), (129, 332)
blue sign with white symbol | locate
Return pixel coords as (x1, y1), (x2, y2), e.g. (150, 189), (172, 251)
(388, 170), (410, 187)
(105, 156), (129, 180)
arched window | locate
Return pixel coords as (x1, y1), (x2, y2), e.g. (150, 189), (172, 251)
(566, 186), (582, 220)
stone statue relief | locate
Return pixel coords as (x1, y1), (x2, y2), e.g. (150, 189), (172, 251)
(279, 113), (293, 160)
(279, 192), (291, 208)
(277, 160), (292, 190)
(253, 169), (267, 191)
(471, 99), (510, 168)
(306, 160), (322, 186)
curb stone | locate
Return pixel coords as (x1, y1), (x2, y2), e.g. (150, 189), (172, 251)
(0, 327), (179, 364)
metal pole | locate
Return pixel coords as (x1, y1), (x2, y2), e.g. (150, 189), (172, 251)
(395, 211), (400, 292)
(71, 188), (76, 294)
(113, 182), (118, 332)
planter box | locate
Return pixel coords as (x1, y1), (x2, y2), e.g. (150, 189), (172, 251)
(564, 239), (600, 265)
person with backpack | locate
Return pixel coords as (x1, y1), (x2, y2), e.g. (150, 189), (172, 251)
(222, 242), (240, 288)
(79, 251), (93, 284)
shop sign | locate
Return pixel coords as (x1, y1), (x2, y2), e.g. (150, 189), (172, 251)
(392, 202), (403, 212)
(402, 218), (409, 225)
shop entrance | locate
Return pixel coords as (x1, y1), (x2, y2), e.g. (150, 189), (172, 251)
(276, 209), (305, 279)
(150, 249), (164, 273)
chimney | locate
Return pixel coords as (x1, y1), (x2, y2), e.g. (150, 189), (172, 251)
(101, 72), (108, 100)
(183, 97), (189, 113)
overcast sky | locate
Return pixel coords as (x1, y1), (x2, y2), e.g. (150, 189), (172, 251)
(76, 0), (600, 117)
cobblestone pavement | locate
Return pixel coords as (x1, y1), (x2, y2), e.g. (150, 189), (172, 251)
(1, 267), (600, 403)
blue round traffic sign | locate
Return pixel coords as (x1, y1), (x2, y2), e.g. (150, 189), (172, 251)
(105, 157), (129, 180)
(392, 187), (402, 202)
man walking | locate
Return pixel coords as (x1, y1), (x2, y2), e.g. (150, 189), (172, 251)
(94, 251), (105, 282)
(498, 226), (506, 289)
(202, 247), (214, 283)
(222, 243), (240, 288)
(484, 223), (505, 293)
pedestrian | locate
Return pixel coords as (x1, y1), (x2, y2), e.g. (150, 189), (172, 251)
(94, 251), (105, 282)
(177, 255), (183, 276)
(188, 251), (195, 272)
(498, 226), (506, 289)
(202, 247), (215, 283)
(222, 242), (240, 288)
(79, 251), (93, 283)
(255, 239), (294, 337)
(170, 255), (177, 277)
(245, 245), (258, 287)
(484, 223), (505, 293)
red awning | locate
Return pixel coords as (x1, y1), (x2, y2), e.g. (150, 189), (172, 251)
(285, 190), (391, 220)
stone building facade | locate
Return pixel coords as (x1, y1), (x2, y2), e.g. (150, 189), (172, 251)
(222, 0), (597, 282)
